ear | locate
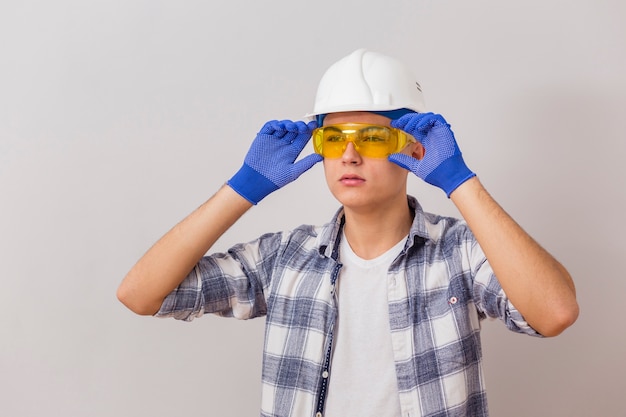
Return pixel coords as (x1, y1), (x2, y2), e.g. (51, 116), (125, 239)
(411, 142), (425, 160)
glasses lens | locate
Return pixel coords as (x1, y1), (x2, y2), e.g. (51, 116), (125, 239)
(356, 126), (395, 157)
(321, 126), (346, 158)
(313, 124), (412, 158)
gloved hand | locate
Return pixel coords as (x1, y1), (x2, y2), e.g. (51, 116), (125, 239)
(388, 112), (476, 197)
(227, 120), (323, 204)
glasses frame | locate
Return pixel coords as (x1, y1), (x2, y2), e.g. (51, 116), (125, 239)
(312, 123), (416, 158)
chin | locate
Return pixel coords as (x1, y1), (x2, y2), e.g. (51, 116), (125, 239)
(331, 190), (379, 210)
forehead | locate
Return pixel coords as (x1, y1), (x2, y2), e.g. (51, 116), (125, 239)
(323, 111), (392, 127)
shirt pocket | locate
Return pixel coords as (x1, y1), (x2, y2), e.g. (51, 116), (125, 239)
(428, 282), (482, 375)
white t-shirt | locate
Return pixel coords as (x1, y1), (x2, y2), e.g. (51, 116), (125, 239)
(324, 232), (406, 417)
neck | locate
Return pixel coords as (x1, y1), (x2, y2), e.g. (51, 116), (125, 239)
(342, 196), (413, 260)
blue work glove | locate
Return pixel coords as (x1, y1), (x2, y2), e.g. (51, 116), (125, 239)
(389, 112), (476, 197)
(227, 120), (323, 204)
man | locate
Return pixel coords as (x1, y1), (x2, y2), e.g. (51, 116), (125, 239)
(117, 49), (578, 417)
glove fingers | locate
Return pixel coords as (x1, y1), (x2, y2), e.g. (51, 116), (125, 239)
(392, 112), (444, 127)
(409, 113), (441, 137)
(388, 153), (421, 172)
(392, 113), (430, 143)
(259, 120), (316, 134)
(258, 120), (294, 137)
(277, 121), (314, 150)
(277, 120), (315, 142)
(259, 120), (278, 134)
(390, 112), (416, 130)
(295, 120), (317, 133)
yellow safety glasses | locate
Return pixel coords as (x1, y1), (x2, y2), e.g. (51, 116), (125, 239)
(312, 123), (416, 158)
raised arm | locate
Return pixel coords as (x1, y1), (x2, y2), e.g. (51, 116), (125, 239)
(389, 112), (579, 336)
(117, 120), (322, 315)
(450, 177), (578, 336)
(117, 186), (252, 315)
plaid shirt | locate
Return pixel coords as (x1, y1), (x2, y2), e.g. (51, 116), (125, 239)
(156, 196), (539, 417)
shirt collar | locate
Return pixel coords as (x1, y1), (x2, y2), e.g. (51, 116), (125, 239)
(318, 195), (432, 258)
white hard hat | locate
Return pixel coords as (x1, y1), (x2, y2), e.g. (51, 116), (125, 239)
(306, 48), (426, 120)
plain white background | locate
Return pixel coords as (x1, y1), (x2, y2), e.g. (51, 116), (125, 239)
(1, 1), (625, 416)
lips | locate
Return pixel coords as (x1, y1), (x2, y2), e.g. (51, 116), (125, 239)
(340, 174), (365, 186)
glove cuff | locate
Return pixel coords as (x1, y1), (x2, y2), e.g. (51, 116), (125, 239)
(227, 164), (279, 205)
(425, 154), (476, 198)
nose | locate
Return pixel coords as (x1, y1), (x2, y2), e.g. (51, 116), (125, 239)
(341, 141), (362, 164)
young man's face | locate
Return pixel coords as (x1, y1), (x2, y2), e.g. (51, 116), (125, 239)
(321, 111), (423, 212)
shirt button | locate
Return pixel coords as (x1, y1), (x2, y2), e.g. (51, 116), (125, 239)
(316, 412), (322, 417)
(322, 371), (329, 378)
